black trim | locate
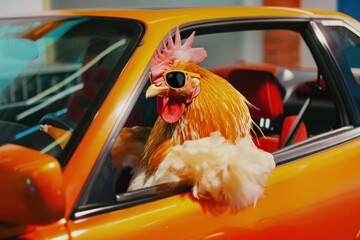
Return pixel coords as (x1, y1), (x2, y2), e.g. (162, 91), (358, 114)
(314, 21), (360, 126)
(308, 21), (352, 127)
(74, 183), (192, 219)
(274, 126), (359, 165)
(179, 17), (310, 39)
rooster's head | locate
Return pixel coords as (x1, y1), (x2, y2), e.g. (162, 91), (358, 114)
(145, 26), (207, 124)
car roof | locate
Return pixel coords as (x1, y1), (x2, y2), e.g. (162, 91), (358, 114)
(4, 6), (357, 25)
(4, 6), (359, 48)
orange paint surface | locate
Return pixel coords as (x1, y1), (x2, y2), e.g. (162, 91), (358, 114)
(1, 7), (360, 239)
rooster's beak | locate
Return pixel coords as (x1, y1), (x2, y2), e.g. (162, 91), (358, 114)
(145, 84), (169, 98)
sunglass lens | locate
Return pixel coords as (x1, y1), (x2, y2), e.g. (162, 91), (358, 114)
(166, 72), (185, 88)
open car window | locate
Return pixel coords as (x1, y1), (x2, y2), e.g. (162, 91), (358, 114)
(77, 20), (348, 216)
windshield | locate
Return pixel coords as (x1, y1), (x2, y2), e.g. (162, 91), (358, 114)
(0, 16), (142, 162)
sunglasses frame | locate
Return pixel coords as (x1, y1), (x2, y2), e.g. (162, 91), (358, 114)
(149, 70), (201, 90)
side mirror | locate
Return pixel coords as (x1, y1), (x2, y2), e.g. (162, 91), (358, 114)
(0, 144), (65, 238)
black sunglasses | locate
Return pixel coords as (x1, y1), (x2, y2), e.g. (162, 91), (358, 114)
(149, 70), (201, 89)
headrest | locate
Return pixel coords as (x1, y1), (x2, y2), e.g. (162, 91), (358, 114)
(212, 63), (280, 80)
(82, 67), (109, 98)
(295, 77), (330, 100)
(228, 69), (283, 119)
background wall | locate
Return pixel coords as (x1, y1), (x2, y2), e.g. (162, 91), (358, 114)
(338, 1), (360, 21)
(50, 0), (261, 9)
(301, 0), (336, 11)
(0, 0), (49, 16)
(50, 0), (338, 11)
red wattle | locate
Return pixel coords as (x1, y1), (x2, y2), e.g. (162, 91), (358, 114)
(157, 96), (185, 123)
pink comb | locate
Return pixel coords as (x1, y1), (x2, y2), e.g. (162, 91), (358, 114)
(150, 26), (207, 80)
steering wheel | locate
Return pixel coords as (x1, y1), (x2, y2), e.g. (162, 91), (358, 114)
(0, 120), (63, 160)
(39, 113), (76, 132)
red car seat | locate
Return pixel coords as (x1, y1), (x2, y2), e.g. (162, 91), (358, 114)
(213, 63), (308, 152)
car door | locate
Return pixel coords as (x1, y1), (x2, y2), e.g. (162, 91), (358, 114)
(65, 18), (360, 239)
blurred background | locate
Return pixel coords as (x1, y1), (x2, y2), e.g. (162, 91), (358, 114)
(0, 0), (359, 21)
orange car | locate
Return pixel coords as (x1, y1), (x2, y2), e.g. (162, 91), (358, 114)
(1, 7), (360, 239)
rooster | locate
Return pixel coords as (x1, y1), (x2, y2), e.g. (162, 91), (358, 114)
(129, 27), (275, 209)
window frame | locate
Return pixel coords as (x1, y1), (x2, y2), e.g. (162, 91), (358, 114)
(314, 20), (360, 125)
(57, 17), (146, 167)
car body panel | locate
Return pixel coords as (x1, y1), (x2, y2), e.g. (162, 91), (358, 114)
(33, 137), (360, 239)
(2, 6), (360, 239)
(21, 222), (69, 240)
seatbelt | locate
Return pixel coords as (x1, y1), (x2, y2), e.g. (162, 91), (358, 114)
(281, 73), (323, 147)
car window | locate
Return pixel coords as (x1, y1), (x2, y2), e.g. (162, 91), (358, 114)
(195, 29), (335, 139)
(80, 23), (343, 211)
(0, 17), (142, 162)
(196, 29), (335, 146)
(326, 25), (360, 70)
(322, 24), (360, 116)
